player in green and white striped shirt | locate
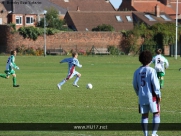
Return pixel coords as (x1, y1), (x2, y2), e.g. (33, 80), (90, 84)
(0, 50), (20, 87)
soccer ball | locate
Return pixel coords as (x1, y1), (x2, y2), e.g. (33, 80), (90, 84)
(86, 83), (93, 89)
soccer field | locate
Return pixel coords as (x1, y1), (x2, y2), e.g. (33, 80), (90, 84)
(0, 55), (181, 136)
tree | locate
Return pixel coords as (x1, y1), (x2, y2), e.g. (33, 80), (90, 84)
(38, 7), (65, 30)
(121, 22), (180, 55)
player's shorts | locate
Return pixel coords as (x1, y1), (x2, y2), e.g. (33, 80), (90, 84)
(157, 72), (165, 78)
(66, 71), (80, 80)
(139, 102), (160, 114)
(4, 69), (15, 76)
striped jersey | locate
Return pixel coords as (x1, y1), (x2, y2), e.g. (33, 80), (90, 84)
(6, 55), (18, 71)
(133, 66), (161, 105)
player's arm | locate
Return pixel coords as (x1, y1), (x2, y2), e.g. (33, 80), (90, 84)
(151, 70), (161, 101)
(152, 56), (156, 64)
(74, 59), (82, 68)
(10, 56), (19, 69)
(149, 57), (155, 66)
(164, 58), (169, 69)
(60, 58), (71, 63)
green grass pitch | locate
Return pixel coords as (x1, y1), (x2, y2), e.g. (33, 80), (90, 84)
(0, 55), (181, 136)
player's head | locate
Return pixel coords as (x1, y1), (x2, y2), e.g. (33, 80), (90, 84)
(155, 48), (162, 54)
(139, 50), (152, 66)
(72, 52), (78, 58)
(11, 50), (17, 56)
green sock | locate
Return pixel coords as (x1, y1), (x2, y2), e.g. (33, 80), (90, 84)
(13, 77), (16, 85)
(0, 74), (7, 78)
(160, 79), (164, 88)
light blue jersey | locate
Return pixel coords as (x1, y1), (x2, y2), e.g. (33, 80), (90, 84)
(60, 57), (82, 79)
(133, 66), (161, 106)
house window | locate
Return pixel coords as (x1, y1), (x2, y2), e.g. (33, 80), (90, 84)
(26, 16), (34, 24)
(16, 16), (22, 25)
(126, 16), (132, 22)
(145, 14), (156, 21)
(116, 16), (122, 22)
(64, 0), (69, 2)
(160, 15), (171, 21)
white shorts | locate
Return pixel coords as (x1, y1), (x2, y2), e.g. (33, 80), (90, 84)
(139, 101), (160, 114)
(66, 71), (79, 80)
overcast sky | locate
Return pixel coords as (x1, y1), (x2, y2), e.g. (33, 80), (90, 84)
(110, 0), (122, 9)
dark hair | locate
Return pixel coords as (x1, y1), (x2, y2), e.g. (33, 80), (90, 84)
(11, 50), (16, 55)
(72, 52), (78, 57)
(139, 50), (152, 66)
(155, 48), (162, 54)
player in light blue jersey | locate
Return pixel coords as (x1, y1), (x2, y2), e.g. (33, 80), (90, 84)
(133, 51), (161, 136)
(152, 48), (169, 89)
(57, 52), (82, 90)
(0, 50), (20, 87)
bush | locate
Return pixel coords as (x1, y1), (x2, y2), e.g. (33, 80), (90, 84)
(18, 27), (43, 40)
(16, 45), (43, 56)
(8, 23), (16, 33)
(35, 48), (44, 56)
(46, 28), (60, 35)
(18, 26), (60, 40)
(92, 24), (115, 31)
(108, 46), (120, 55)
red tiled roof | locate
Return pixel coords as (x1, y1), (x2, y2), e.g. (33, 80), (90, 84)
(133, 11), (175, 26)
(50, 0), (115, 11)
(64, 11), (134, 31)
(170, 2), (181, 14)
(119, 1), (176, 15)
(168, 2), (181, 19)
(133, 1), (175, 14)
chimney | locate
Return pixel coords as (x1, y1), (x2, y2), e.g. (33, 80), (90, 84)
(131, 0), (134, 6)
(155, 4), (160, 17)
(161, 0), (170, 6)
(77, 6), (80, 11)
(166, 0), (171, 7)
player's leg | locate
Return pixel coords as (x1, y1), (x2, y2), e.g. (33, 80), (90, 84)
(57, 78), (68, 90)
(159, 72), (165, 89)
(150, 101), (160, 136)
(73, 71), (81, 87)
(160, 77), (164, 89)
(0, 73), (7, 78)
(57, 72), (72, 90)
(152, 113), (160, 136)
(139, 104), (149, 136)
(0, 70), (9, 78)
(156, 72), (161, 88)
(10, 70), (19, 87)
(12, 73), (19, 87)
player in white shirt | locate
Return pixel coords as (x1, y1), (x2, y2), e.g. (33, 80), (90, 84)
(57, 52), (82, 90)
(152, 49), (169, 89)
(0, 50), (20, 87)
(133, 51), (161, 136)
